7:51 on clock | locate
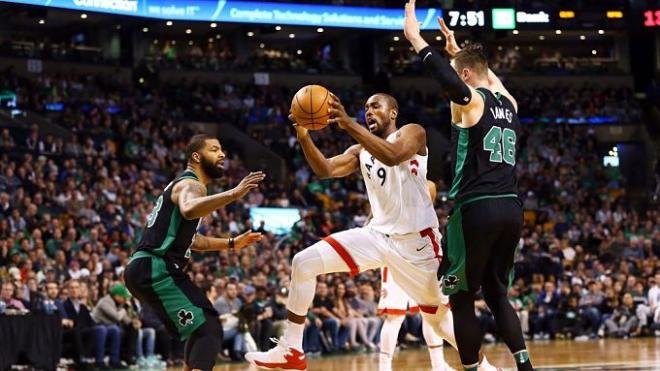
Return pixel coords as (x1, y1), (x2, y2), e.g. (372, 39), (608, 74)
(447, 10), (485, 27)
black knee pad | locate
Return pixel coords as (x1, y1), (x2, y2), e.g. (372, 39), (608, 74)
(186, 312), (223, 371)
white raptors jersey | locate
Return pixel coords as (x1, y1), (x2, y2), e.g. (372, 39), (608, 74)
(360, 130), (439, 235)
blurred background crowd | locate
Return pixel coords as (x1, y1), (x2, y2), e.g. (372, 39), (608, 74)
(1, 70), (658, 369)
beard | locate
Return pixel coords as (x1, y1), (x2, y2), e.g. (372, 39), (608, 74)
(200, 157), (224, 179)
(371, 120), (389, 137)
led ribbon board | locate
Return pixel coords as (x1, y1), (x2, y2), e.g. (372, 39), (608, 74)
(2, 0), (441, 30)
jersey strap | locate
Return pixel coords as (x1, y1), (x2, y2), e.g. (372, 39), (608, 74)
(176, 170), (200, 181)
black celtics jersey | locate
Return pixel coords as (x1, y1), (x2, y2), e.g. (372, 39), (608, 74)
(136, 170), (202, 268)
(448, 87), (520, 203)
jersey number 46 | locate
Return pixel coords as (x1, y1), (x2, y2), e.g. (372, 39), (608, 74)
(483, 126), (516, 166)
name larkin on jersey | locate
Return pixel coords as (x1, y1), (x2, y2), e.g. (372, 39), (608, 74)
(490, 106), (513, 123)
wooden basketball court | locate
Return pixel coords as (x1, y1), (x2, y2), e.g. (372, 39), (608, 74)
(211, 338), (660, 370)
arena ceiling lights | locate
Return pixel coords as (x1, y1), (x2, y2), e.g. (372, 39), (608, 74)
(1, 0), (442, 30)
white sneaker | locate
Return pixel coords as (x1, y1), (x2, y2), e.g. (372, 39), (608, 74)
(245, 337), (307, 370)
(478, 355), (502, 371)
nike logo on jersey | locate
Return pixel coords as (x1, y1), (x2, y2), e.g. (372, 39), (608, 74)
(416, 244), (427, 252)
(423, 52), (432, 62)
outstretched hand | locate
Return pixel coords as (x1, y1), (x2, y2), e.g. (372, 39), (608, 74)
(438, 17), (461, 57)
(403, 0), (420, 42)
(403, 0), (429, 53)
(234, 230), (263, 249)
(233, 171), (266, 199)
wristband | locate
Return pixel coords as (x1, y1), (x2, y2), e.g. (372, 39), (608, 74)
(229, 237), (235, 249)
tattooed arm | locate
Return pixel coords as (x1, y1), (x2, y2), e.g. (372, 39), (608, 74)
(191, 231), (263, 252)
(173, 171), (265, 220)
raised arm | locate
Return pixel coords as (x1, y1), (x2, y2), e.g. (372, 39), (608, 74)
(327, 95), (425, 167)
(487, 69), (518, 112)
(437, 17), (518, 112)
(174, 172), (265, 220)
(404, 0), (472, 106)
(292, 114), (360, 179)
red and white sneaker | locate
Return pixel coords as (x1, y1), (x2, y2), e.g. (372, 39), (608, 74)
(245, 337), (307, 370)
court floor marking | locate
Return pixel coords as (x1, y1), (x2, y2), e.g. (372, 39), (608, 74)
(534, 360), (660, 370)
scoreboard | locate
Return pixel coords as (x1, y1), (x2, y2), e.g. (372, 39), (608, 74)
(0, 0), (636, 31)
(644, 10), (660, 27)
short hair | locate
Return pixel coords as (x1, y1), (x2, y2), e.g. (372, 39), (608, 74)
(374, 93), (399, 112)
(185, 134), (214, 163)
(453, 43), (488, 77)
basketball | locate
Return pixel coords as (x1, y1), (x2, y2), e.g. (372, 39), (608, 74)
(290, 85), (332, 130)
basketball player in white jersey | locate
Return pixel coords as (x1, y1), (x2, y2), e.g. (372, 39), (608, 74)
(246, 93), (494, 371)
(377, 180), (452, 371)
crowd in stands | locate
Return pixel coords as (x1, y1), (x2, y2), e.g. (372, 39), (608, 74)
(0, 69), (658, 369)
(387, 44), (622, 77)
(153, 40), (621, 77)
(0, 37), (106, 64)
(148, 40), (342, 75)
(2, 32), (623, 77)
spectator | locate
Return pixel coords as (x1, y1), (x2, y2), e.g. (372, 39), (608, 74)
(605, 293), (640, 338)
(649, 273), (660, 335)
(238, 285), (274, 352)
(269, 286), (290, 339)
(62, 279), (97, 367)
(509, 285), (530, 337)
(553, 292), (583, 340)
(214, 281), (246, 360)
(138, 303), (173, 365)
(531, 281), (560, 340)
(578, 281), (604, 339)
(347, 280), (380, 347)
(1, 281), (26, 310)
(134, 301), (158, 368)
(309, 282), (340, 353)
(90, 283), (131, 368)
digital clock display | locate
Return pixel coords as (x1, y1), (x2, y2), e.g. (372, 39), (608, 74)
(644, 10), (660, 27)
(448, 10), (486, 27)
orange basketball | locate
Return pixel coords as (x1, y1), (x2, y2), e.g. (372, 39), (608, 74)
(290, 85), (332, 130)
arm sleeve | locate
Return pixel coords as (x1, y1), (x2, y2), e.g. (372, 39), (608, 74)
(419, 46), (472, 105)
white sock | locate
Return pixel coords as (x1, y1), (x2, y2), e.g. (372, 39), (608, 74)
(283, 321), (305, 350)
(379, 352), (393, 371)
(422, 319), (445, 370)
(379, 315), (405, 371)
